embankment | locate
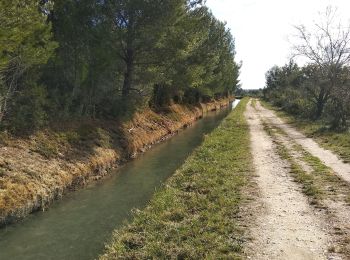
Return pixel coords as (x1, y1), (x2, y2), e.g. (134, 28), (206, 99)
(0, 99), (231, 226)
(100, 98), (252, 259)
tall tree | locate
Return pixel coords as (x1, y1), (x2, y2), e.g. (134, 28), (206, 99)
(0, 0), (57, 123)
(292, 6), (350, 118)
(106, 0), (185, 98)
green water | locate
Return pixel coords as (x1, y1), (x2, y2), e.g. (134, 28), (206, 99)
(0, 107), (230, 260)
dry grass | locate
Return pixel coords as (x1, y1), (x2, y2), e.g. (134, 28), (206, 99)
(0, 99), (231, 226)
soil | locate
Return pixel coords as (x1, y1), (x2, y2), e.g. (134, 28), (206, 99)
(253, 100), (350, 259)
(255, 101), (350, 184)
(245, 100), (331, 259)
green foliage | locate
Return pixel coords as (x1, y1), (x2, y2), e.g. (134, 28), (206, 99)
(1, 1), (240, 132)
(32, 131), (61, 159)
(7, 83), (48, 132)
(0, 0), (57, 128)
(0, 0), (57, 69)
(149, 85), (175, 108)
(264, 61), (345, 122)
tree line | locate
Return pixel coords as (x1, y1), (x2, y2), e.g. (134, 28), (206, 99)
(0, 0), (240, 132)
(264, 7), (350, 130)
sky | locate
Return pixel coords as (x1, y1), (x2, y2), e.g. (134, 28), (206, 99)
(206, 0), (350, 89)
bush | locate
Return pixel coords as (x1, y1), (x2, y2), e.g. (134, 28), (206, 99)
(149, 84), (174, 108)
(183, 88), (201, 104)
(7, 84), (48, 133)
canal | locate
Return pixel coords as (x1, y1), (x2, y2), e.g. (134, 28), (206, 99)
(0, 105), (233, 260)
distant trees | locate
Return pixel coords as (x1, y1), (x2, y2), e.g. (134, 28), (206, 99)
(264, 61), (307, 116)
(0, 0), (240, 132)
(264, 7), (350, 129)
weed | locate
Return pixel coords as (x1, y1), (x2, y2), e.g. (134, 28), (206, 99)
(0, 132), (10, 146)
(32, 133), (59, 159)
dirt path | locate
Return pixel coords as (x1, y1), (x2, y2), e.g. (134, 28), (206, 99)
(245, 100), (330, 259)
(254, 101), (350, 184)
(254, 99), (350, 258)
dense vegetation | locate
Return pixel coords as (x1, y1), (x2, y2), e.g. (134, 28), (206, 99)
(100, 98), (252, 259)
(0, 0), (240, 133)
(263, 61), (350, 129)
(263, 7), (350, 130)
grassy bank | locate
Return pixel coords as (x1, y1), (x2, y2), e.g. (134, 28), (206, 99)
(100, 98), (252, 259)
(261, 101), (350, 163)
(0, 99), (230, 226)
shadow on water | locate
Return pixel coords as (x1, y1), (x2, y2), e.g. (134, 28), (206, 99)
(0, 105), (233, 260)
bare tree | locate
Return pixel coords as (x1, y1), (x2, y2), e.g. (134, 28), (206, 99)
(292, 6), (350, 119)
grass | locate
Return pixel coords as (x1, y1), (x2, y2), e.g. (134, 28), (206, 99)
(262, 121), (323, 203)
(29, 126), (113, 159)
(279, 144), (323, 202)
(260, 100), (350, 163)
(100, 98), (252, 259)
(295, 144), (350, 206)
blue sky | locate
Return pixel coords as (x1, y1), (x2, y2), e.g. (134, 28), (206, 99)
(206, 0), (350, 89)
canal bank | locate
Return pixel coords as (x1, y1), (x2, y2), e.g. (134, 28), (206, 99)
(0, 100), (233, 260)
(0, 98), (231, 227)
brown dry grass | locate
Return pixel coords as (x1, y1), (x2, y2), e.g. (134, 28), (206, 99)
(0, 99), (231, 226)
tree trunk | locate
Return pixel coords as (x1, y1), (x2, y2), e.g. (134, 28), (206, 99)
(314, 89), (329, 120)
(122, 49), (134, 97)
(315, 99), (325, 119)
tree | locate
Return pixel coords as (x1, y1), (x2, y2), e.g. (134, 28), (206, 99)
(292, 6), (350, 119)
(264, 61), (309, 115)
(106, 0), (185, 98)
(327, 67), (350, 128)
(0, 0), (57, 123)
(153, 6), (239, 104)
(0, 0), (240, 131)
(44, 0), (120, 119)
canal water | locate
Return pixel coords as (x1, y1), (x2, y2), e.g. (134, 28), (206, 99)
(232, 99), (241, 109)
(0, 105), (232, 260)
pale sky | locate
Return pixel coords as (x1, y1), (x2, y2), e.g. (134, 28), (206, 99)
(206, 0), (350, 89)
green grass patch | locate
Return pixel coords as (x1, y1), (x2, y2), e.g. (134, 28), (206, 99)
(295, 144), (350, 205)
(279, 144), (322, 202)
(100, 98), (252, 259)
